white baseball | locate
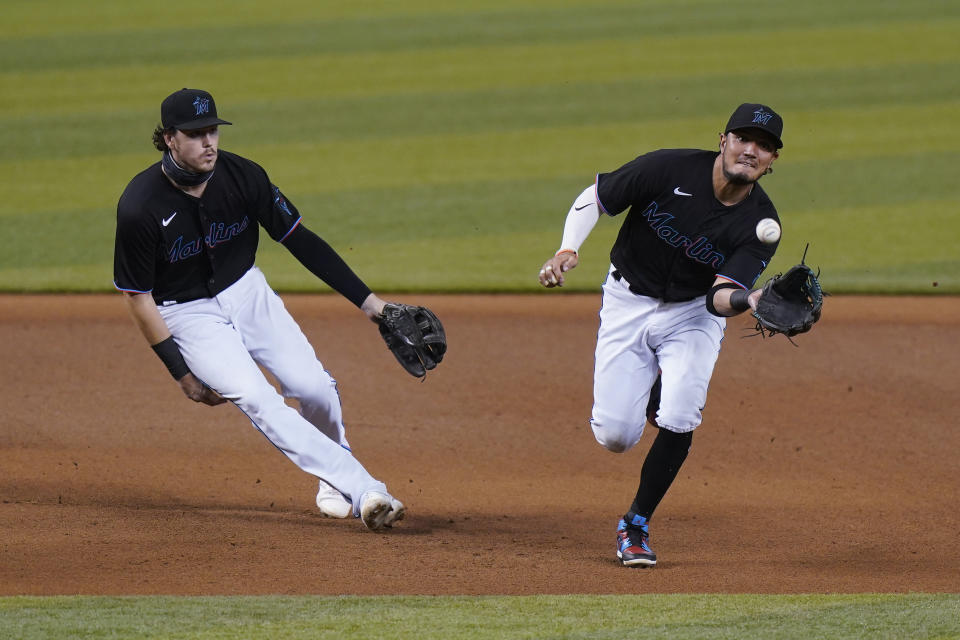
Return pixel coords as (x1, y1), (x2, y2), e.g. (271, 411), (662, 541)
(756, 218), (781, 244)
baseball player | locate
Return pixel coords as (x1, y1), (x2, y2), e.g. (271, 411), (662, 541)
(113, 88), (406, 531)
(538, 103), (784, 567)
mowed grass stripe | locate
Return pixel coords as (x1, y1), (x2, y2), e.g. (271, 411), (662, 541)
(4, 0), (957, 71)
(2, 20), (956, 117)
(2, 0), (600, 39)
(255, 199), (960, 293)
(255, 230), (573, 293)
(785, 199), (959, 270)
(2, 594), (959, 640)
(0, 265), (112, 293)
(246, 153), (960, 247)
(3, 102), (957, 218)
(5, 62), (959, 164)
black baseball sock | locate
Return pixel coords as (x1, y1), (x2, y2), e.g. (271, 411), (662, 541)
(629, 427), (693, 520)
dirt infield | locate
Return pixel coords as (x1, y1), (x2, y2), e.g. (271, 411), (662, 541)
(1, 294), (958, 595)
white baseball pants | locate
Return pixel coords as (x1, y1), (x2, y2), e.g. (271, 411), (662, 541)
(591, 266), (726, 453)
(159, 266), (387, 512)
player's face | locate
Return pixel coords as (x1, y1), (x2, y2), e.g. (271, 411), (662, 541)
(719, 130), (778, 185)
(166, 126), (220, 173)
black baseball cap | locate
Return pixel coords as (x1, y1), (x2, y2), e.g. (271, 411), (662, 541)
(724, 103), (783, 149)
(161, 88), (232, 131)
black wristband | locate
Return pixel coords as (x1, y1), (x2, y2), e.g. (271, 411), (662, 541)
(151, 335), (190, 380)
(729, 288), (753, 313)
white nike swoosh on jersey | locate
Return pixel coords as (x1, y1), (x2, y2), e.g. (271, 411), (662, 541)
(673, 187), (693, 196)
(162, 212), (177, 226)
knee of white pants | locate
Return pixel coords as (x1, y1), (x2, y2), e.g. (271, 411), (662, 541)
(281, 365), (336, 403)
(239, 383), (287, 419)
(590, 416), (644, 453)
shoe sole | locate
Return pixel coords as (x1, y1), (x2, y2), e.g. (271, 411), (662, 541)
(617, 551), (657, 568)
(383, 502), (405, 528)
(361, 497), (405, 531)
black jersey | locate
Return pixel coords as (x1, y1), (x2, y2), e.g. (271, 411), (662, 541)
(596, 148), (779, 301)
(113, 150), (301, 304)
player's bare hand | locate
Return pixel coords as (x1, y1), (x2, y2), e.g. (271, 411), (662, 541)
(538, 251), (579, 288)
(747, 289), (763, 311)
(360, 293), (388, 323)
(179, 373), (226, 406)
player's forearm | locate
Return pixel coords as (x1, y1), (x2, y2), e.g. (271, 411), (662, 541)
(123, 291), (191, 380)
(282, 224), (372, 307)
(708, 283), (761, 317)
(710, 287), (739, 316)
(558, 185), (602, 254)
(122, 291), (172, 344)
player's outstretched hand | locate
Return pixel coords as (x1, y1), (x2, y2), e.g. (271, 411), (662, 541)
(538, 250), (579, 288)
(179, 373), (227, 406)
(360, 293), (388, 323)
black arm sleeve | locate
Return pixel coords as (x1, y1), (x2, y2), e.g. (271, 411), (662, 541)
(705, 281), (743, 317)
(281, 224), (372, 307)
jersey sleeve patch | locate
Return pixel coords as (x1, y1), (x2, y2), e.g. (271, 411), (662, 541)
(259, 184), (303, 242)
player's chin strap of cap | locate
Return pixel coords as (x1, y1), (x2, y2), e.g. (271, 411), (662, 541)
(162, 150), (214, 187)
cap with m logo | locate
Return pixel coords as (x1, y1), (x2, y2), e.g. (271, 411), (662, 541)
(161, 88), (232, 131)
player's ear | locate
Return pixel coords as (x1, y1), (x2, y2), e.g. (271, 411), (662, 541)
(764, 153), (779, 175)
(718, 133), (726, 151)
(766, 151), (779, 173)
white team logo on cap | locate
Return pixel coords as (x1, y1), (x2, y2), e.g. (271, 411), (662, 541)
(193, 96), (210, 116)
(752, 108), (772, 125)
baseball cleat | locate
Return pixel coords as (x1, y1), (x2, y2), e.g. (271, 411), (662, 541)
(360, 491), (405, 531)
(315, 479), (352, 519)
(386, 498), (406, 528)
(616, 514), (657, 567)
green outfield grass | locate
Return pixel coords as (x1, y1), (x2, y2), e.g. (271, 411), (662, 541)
(1, 0), (958, 293)
(2, 594), (959, 639)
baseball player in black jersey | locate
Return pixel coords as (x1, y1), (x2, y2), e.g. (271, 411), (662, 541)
(538, 103), (784, 566)
(114, 88), (407, 531)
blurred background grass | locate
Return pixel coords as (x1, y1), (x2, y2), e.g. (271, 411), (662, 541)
(1, 0), (957, 293)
